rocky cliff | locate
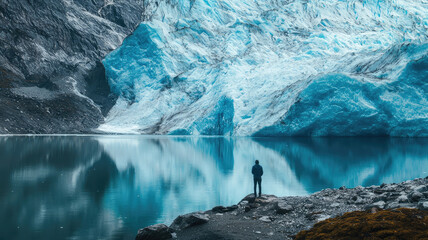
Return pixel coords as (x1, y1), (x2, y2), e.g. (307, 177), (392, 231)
(0, 0), (148, 133)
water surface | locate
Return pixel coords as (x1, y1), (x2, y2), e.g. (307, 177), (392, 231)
(0, 136), (427, 239)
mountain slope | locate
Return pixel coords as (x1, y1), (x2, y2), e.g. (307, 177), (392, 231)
(0, 0), (147, 133)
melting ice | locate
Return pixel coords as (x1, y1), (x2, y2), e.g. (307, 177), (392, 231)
(100, 0), (428, 136)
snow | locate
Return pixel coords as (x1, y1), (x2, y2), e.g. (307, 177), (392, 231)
(100, 0), (428, 136)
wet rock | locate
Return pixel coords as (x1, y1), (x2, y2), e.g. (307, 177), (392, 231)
(305, 204), (315, 209)
(355, 197), (365, 205)
(365, 201), (385, 210)
(259, 216), (272, 222)
(331, 203), (340, 208)
(360, 192), (375, 200)
(254, 195), (278, 204)
(316, 214), (331, 222)
(386, 202), (400, 209)
(243, 201), (260, 212)
(408, 191), (423, 202)
(414, 185), (427, 193)
(276, 201), (293, 214)
(226, 205), (239, 211)
(250, 203), (260, 209)
(212, 206), (227, 213)
(397, 195), (409, 203)
(170, 213), (209, 231)
(417, 201), (428, 210)
(239, 200), (249, 207)
(389, 192), (401, 198)
(240, 194), (257, 204)
(373, 193), (389, 202)
(135, 224), (173, 240)
(306, 212), (323, 221)
(374, 188), (384, 194)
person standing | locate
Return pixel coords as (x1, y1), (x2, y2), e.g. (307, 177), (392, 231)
(252, 160), (263, 198)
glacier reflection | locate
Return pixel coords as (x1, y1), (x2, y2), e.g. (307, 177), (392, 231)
(0, 136), (427, 240)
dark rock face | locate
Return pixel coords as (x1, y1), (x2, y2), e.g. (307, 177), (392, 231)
(0, 0), (147, 133)
(135, 224), (173, 240)
(418, 201), (428, 210)
(276, 201), (293, 214)
(169, 213), (210, 231)
(212, 205), (238, 213)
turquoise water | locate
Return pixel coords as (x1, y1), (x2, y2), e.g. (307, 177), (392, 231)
(0, 136), (427, 239)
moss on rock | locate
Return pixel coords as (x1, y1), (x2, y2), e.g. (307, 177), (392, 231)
(295, 208), (428, 240)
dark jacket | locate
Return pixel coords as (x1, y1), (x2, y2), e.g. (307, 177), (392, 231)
(252, 164), (263, 179)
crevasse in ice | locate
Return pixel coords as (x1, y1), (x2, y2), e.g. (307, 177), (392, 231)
(100, 0), (428, 136)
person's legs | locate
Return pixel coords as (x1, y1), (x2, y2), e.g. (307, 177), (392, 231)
(254, 178), (257, 197)
(258, 178), (262, 197)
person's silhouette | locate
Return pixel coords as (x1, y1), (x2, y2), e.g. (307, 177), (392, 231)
(252, 160), (263, 197)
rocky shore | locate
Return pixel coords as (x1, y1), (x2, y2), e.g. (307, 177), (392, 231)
(136, 176), (428, 240)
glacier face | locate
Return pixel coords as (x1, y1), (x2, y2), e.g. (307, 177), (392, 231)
(100, 0), (428, 136)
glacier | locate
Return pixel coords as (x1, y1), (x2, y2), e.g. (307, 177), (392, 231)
(100, 0), (428, 136)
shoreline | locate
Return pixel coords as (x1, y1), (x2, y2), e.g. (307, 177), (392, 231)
(136, 176), (428, 240)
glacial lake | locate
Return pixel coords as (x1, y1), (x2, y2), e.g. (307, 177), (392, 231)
(0, 136), (427, 240)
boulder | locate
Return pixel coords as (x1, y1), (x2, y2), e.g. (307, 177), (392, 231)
(135, 224), (173, 240)
(386, 202), (400, 209)
(212, 206), (227, 213)
(244, 206), (251, 212)
(212, 205), (238, 213)
(408, 191), (423, 202)
(305, 204), (315, 209)
(373, 193), (389, 202)
(417, 201), (428, 210)
(240, 194), (257, 204)
(259, 216), (272, 222)
(170, 213), (209, 231)
(414, 185), (427, 193)
(244, 202), (260, 212)
(276, 201), (293, 214)
(226, 205), (239, 211)
(365, 201), (385, 210)
(354, 197), (366, 205)
(331, 203), (340, 208)
(239, 200), (249, 207)
(397, 195), (409, 203)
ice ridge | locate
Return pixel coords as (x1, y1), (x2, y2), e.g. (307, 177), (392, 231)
(100, 0), (428, 136)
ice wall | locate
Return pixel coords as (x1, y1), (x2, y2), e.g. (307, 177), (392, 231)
(100, 0), (428, 136)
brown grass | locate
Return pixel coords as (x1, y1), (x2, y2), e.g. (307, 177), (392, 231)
(295, 208), (428, 240)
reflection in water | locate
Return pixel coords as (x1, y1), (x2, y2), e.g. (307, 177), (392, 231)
(0, 136), (426, 240)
